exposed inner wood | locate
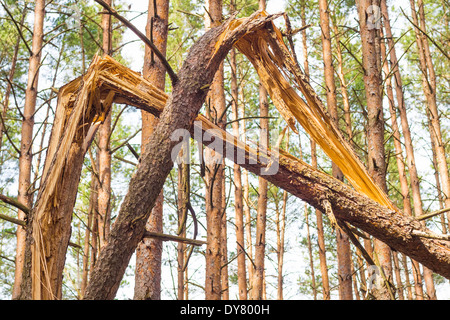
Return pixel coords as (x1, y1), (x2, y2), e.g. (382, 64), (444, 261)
(24, 13), (450, 299)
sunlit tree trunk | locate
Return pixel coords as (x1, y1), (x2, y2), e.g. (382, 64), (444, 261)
(300, 0), (330, 299)
(229, 21), (247, 299)
(97, 0), (113, 249)
(251, 0), (269, 301)
(134, 0), (169, 300)
(355, 0), (394, 299)
(319, 0), (352, 300)
(408, 0), (442, 299)
(13, 0), (45, 300)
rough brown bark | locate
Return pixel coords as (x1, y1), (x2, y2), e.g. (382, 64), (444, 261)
(380, 1), (430, 299)
(80, 169), (98, 298)
(13, 0), (45, 300)
(408, 0), (442, 299)
(97, 0), (113, 249)
(193, 118), (450, 281)
(230, 45), (247, 300)
(177, 157), (189, 300)
(410, 0), (450, 214)
(356, 0), (394, 299)
(318, 0), (353, 300)
(203, 0), (226, 301)
(379, 22), (425, 300)
(134, 0), (169, 301)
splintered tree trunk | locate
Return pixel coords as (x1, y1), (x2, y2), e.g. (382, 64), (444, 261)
(97, 0), (113, 249)
(134, 0), (169, 301)
(252, 0), (269, 301)
(84, 10), (279, 300)
(13, 0), (45, 300)
(318, 0), (352, 300)
(356, 0), (394, 299)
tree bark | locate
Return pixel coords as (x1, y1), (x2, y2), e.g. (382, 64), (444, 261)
(0, 6), (25, 153)
(318, 0), (353, 300)
(355, 0), (394, 299)
(251, 0), (269, 301)
(134, 0), (169, 301)
(379, 17), (425, 299)
(83, 12), (279, 300)
(203, 0), (226, 301)
(410, 0), (450, 214)
(13, 0), (45, 300)
(97, 0), (113, 249)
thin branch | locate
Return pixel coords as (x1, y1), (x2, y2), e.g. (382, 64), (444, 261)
(0, 194), (30, 215)
(0, 111), (20, 154)
(126, 143), (140, 160)
(143, 231), (207, 246)
(113, 155), (137, 167)
(417, 207), (450, 221)
(225, 116), (276, 126)
(110, 128), (142, 155)
(0, 213), (26, 226)
(412, 230), (450, 241)
(401, 7), (450, 61)
(93, 0), (178, 85)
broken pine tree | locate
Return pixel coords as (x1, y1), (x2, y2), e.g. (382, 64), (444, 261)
(17, 11), (450, 300)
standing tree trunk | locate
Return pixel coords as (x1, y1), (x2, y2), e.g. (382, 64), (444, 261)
(203, 0), (226, 301)
(80, 169), (98, 298)
(251, 0), (269, 301)
(177, 154), (189, 300)
(0, 6), (25, 153)
(408, 0), (440, 299)
(300, 2), (331, 299)
(229, 5), (247, 297)
(97, 0), (113, 249)
(409, 0), (450, 213)
(356, 0), (394, 299)
(134, 0), (169, 301)
(12, 0), (45, 300)
(380, 33), (425, 300)
(318, 0), (353, 300)
(380, 1), (435, 298)
(83, 10), (279, 300)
